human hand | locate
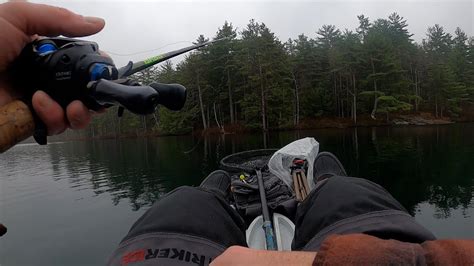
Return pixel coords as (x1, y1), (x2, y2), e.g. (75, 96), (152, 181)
(210, 246), (317, 266)
(0, 2), (105, 134)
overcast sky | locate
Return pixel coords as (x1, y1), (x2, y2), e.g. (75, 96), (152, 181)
(23, 0), (474, 67)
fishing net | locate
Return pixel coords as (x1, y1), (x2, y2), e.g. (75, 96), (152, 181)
(220, 149), (295, 222)
(219, 149), (278, 173)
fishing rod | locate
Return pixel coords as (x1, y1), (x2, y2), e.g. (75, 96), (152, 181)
(0, 37), (222, 153)
(119, 38), (224, 78)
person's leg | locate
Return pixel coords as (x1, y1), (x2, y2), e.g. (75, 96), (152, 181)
(108, 170), (246, 266)
(292, 152), (435, 251)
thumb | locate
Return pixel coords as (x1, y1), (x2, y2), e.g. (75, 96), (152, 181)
(0, 2), (104, 37)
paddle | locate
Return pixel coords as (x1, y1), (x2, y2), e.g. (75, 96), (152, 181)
(256, 168), (277, 250)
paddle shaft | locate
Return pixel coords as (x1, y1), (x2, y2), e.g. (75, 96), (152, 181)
(0, 100), (35, 153)
(256, 169), (277, 250)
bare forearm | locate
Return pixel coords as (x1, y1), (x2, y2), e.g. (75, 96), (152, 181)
(211, 246), (317, 266)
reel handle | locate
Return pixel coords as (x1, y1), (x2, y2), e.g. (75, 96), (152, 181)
(89, 80), (187, 115)
(149, 82), (187, 111)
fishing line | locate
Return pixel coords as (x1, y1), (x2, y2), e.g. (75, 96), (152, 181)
(104, 41), (194, 57)
(183, 135), (204, 154)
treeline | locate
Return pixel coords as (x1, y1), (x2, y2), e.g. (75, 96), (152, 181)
(81, 13), (473, 137)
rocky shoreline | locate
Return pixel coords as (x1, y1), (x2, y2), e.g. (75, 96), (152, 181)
(391, 115), (453, 126)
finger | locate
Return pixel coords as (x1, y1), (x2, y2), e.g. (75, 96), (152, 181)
(31, 90), (67, 135)
(99, 50), (114, 65)
(0, 223), (6, 237)
(66, 100), (91, 129)
(0, 2), (105, 37)
(99, 50), (112, 60)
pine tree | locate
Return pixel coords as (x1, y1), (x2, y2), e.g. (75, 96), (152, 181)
(205, 22), (238, 126)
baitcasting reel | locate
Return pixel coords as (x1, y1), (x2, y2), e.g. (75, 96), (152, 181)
(10, 37), (217, 145)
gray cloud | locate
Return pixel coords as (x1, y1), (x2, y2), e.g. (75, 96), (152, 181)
(25, 1), (474, 67)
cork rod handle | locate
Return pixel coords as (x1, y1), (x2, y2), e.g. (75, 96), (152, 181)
(0, 100), (35, 153)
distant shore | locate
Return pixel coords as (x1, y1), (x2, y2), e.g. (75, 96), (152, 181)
(199, 113), (463, 136)
(31, 113), (471, 144)
(295, 113), (455, 129)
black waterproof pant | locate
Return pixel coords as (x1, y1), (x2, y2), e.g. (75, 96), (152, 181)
(108, 176), (435, 266)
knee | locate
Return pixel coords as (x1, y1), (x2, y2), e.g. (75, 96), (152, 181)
(164, 185), (218, 203)
(324, 176), (384, 191)
(169, 185), (197, 194)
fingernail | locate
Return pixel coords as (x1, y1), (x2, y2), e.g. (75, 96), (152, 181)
(70, 118), (81, 129)
(38, 92), (53, 109)
(84, 16), (104, 25)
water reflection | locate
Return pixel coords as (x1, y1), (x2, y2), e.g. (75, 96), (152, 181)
(42, 124), (474, 218)
(47, 137), (201, 210)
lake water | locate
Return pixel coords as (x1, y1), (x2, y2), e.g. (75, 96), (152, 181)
(1, 124), (473, 265)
